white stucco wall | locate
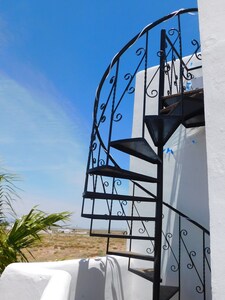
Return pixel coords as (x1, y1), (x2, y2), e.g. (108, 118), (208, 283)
(0, 263), (71, 300)
(198, 1), (225, 299)
(130, 54), (211, 299)
(0, 256), (154, 300)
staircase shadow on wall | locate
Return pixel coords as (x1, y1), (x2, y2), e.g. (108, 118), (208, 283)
(162, 126), (211, 300)
(74, 257), (125, 300)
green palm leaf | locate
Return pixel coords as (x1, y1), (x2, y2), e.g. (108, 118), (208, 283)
(0, 207), (71, 273)
(0, 173), (20, 222)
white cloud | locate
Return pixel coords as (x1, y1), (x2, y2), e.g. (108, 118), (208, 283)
(0, 71), (89, 227)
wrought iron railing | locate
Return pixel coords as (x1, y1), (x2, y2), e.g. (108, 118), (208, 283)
(82, 8), (202, 226)
(81, 7), (209, 299)
(162, 203), (211, 300)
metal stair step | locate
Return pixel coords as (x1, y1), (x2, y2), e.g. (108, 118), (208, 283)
(162, 88), (203, 106)
(160, 102), (179, 114)
(162, 95), (182, 107)
(107, 250), (154, 261)
(161, 89), (204, 120)
(144, 115), (181, 147)
(90, 232), (155, 240)
(110, 137), (161, 164)
(129, 268), (161, 282)
(82, 213), (155, 221)
(169, 97), (204, 120)
(182, 113), (205, 128)
(88, 165), (158, 183)
(160, 285), (179, 300)
(83, 191), (157, 202)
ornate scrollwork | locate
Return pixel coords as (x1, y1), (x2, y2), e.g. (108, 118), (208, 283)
(136, 47), (145, 56)
(179, 227), (207, 295)
(187, 251), (197, 269)
(124, 73), (135, 94)
(103, 180), (109, 188)
(180, 229), (188, 237)
(171, 264), (179, 272)
(196, 285), (204, 294)
(146, 245), (154, 255)
(99, 159), (105, 166)
(110, 76), (115, 84)
(168, 28), (179, 37)
(128, 86), (135, 94)
(146, 89), (158, 98)
(138, 227), (146, 234)
(204, 247), (211, 270)
(121, 200), (128, 206)
(100, 103), (106, 110)
(164, 63), (170, 74)
(114, 179), (121, 186)
(117, 210), (124, 216)
(124, 73), (132, 81)
(162, 231), (179, 272)
(163, 232), (173, 250)
(174, 75), (178, 86)
(182, 67), (194, 81)
(100, 115), (106, 123)
(91, 142), (97, 151)
(113, 113), (122, 122)
(157, 49), (164, 58)
(204, 247), (210, 256)
(191, 39), (202, 60)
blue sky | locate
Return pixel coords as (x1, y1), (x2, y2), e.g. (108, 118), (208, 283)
(0, 0), (197, 228)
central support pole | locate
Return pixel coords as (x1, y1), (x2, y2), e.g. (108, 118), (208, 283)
(153, 146), (164, 300)
(153, 29), (166, 300)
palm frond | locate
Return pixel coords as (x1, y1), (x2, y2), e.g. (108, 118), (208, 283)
(0, 207), (71, 272)
(0, 173), (20, 222)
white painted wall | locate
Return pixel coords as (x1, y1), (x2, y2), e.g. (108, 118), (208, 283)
(0, 263), (71, 300)
(0, 256), (153, 300)
(198, 1), (225, 299)
(130, 54), (211, 299)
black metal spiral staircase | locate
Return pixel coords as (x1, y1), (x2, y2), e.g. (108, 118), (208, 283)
(81, 8), (210, 300)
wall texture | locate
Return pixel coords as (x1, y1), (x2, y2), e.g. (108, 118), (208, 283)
(0, 256), (153, 300)
(130, 53), (210, 299)
(198, 1), (225, 299)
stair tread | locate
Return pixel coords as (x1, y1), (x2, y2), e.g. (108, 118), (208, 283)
(107, 250), (154, 261)
(162, 88), (203, 108)
(182, 113), (205, 128)
(162, 88), (203, 100)
(110, 137), (161, 164)
(160, 102), (179, 114)
(83, 191), (157, 202)
(169, 97), (204, 120)
(160, 285), (179, 300)
(82, 213), (155, 221)
(144, 115), (181, 147)
(88, 165), (158, 183)
(129, 268), (158, 282)
(161, 96), (204, 117)
(91, 232), (155, 240)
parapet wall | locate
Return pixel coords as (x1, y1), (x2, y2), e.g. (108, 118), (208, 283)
(0, 256), (152, 300)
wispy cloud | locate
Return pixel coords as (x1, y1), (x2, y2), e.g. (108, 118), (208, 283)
(0, 70), (89, 226)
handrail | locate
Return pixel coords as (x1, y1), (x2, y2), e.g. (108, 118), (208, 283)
(84, 8), (200, 196)
(163, 201), (210, 235)
(162, 203), (211, 298)
(93, 8), (198, 119)
(82, 7), (209, 298)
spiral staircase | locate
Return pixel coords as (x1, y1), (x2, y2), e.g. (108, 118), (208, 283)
(81, 8), (210, 300)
